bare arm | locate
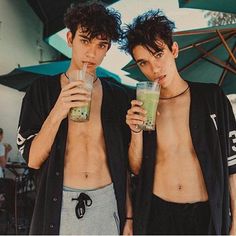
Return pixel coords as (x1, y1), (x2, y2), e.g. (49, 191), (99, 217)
(229, 174), (236, 235)
(128, 132), (143, 175)
(126, 100), (146, 175)
(123, 172), (133, 235)
(28, 80), (91, 169)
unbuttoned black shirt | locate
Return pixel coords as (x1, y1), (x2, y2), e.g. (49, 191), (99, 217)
(17, 75), (131, 235)
(133, 81), (236, 235)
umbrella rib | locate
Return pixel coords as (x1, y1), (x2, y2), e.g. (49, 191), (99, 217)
(179, 32), (233, 52)
(219, 44), (236, 86)
(196, 45), (236, 75)
(216, 30), (236, 64)
(174, 28), (235, 36)
(218, 44), (236, 86)
(179, 34), (235, 73)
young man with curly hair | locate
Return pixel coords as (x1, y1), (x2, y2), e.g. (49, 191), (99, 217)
(17, 2), (132, 235)
(121, 10), (236, 235)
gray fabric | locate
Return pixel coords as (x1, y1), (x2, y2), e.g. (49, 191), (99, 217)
(59, 183), (120, 235)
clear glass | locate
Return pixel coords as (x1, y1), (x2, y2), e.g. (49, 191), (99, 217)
(136, 81), (160, 131)
(67, 70), (94, 122)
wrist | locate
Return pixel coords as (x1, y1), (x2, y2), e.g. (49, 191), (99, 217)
(126, 217), (133, 220)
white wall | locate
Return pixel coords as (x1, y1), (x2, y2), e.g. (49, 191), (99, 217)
(0, 0), (59, 160)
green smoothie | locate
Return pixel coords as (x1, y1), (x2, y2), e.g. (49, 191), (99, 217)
(70, 102), (91, 122)
(137, 89), (160, 131)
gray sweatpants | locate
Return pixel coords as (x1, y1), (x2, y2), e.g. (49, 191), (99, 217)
(59, 183), (120, 235)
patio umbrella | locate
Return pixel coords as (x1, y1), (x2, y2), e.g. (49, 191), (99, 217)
(178, 0), (236, 14)
(26, 0), (120, 38)
(0, 60), (121, 92)
(122, 23), (236, 95)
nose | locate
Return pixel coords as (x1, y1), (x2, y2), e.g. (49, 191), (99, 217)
(151, 60), (161, 75)
(86, 45), (96, 59)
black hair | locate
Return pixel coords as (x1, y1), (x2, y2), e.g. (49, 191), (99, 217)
(64, 1), (122, 43)
(120, 10), (175, 58)
(0, 128), (3, 135)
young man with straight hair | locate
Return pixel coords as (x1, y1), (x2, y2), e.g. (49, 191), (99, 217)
(17, 2), (132, 235)
(121, 10), (236, 235)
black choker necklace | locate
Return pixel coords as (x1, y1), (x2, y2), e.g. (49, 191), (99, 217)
(160, 86), (190, 100)
(64, 72), (98, 83)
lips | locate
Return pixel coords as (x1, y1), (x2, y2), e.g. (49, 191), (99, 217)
(82, 61), (96, 67)
(156, 75), (166, 84)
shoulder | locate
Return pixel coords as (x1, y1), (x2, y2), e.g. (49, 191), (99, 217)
(24, 74), (61, 101)
(28, 74), (60, 91)
(187, 81), (223, 98)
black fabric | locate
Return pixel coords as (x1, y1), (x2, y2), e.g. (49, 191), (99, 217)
(133, 81), (236, 235)
(147, 194), (211, 235)
(17, 74), (132, 235)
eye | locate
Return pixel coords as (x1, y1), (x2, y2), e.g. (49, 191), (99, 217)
(81, 39), (89, 45)
(98, 44), (106, 49)
(154, 52), (163, 58)
(138, 61), (147, 67)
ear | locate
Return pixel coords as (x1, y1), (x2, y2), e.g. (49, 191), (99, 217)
(172, 42), (179, 59)
(67, 31), (73, 47)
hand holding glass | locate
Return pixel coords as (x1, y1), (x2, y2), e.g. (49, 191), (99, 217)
(67, 69), (94, 122)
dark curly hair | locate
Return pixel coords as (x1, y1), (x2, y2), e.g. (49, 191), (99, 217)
(120, 10), (175, 58)
(64, 1), (122, 43)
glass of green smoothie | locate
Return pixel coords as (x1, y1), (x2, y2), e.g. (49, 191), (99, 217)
(67, 69), (94, 122)
(136, 81), (160, 131)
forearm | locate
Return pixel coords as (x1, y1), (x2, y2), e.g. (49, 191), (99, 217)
(28, 109), (63, 169)
(126, 173), (133, 218)
(229, 174), (236, 229)
(128, 131), (143, 175)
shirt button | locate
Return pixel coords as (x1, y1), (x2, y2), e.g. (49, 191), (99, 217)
(53, 197), (58, 202)
(56, 172), (60, 176)
(49, 224), (54, 229)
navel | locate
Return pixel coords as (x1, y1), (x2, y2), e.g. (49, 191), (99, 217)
(178, 184), (183, 191)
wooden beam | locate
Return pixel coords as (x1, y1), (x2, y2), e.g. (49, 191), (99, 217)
(219, 44), (236, 86)
(216, 30), (236, 64)
(179, 32), (233, 52)
(196, 45), (236, 74)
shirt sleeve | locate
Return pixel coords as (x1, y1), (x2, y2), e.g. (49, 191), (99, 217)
(16, 82), (46, 164)
(221, 91), (236, 175)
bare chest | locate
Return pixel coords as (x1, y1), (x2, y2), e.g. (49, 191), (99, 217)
(156, 96), (191, 147)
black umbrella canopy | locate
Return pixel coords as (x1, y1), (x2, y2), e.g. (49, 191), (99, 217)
(26, 0), (120, 38)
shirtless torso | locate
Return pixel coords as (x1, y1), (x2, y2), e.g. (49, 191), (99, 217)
(61, 77), (112, 189)
(153, 90), (208, 203)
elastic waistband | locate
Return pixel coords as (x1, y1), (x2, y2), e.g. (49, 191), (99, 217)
(152, 194), (209, 211)
(62, 183), (116, 206)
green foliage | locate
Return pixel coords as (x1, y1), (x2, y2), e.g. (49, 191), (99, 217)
(204, 11), (236, 26)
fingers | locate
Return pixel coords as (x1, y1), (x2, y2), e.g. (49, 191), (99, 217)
(126, 100), (147, 131)
(62, 85), (91, 97)
(62, 93), (91, 103)
(62, 80), (84, 91)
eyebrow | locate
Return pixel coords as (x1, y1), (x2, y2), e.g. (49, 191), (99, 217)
(136, 59), (146, 64)
(78, 34), (110, 44)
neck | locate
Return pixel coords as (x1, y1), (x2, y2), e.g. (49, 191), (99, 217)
(160, 75), (187, 98)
